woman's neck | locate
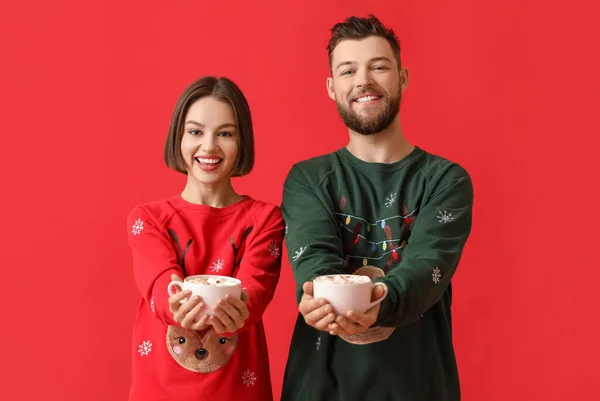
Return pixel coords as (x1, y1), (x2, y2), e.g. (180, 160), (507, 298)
(180, 176), (243, 208)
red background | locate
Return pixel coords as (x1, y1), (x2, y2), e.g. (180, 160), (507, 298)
(1, 1), (598, 400)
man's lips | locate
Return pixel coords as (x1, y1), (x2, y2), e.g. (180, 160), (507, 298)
(353, 93), (383, 103)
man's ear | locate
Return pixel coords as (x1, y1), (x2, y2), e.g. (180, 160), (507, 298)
(327, 77), (336, 101)
(400, 67), (410, 93)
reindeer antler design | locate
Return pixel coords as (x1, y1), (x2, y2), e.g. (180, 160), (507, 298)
(230, 226), (253, 277)
(168, 229), (193, 276)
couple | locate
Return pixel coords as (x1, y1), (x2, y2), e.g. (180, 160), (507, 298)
(127, 14), (473, 401)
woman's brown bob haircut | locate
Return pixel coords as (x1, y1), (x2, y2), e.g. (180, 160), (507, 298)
(164, 76), (254, 177)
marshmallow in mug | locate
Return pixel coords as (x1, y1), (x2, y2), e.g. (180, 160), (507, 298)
(187, 276), (239, 287)
(314, 274), (371, 284)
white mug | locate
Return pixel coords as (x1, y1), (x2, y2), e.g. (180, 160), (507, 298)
(313, 274), (388, 316)
(167, 275), (242, 317)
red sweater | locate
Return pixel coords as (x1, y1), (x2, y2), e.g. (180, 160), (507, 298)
(126, 195), (284, 401)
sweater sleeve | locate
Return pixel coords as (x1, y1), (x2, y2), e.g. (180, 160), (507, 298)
(374, 165), (474, 327)
(282, 165), (347, 303)
(127, 206), (181, 326)
(232, 208), (285, 331)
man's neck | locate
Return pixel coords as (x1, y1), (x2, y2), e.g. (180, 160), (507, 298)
(346, 118), (414, 164)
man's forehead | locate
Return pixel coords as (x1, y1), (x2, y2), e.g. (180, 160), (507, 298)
(332, 37), (394, 66)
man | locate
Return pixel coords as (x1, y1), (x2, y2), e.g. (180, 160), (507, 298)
(280, 15), (474, 401)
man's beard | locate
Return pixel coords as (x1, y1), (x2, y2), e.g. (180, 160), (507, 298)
(336, 90), (401, 135)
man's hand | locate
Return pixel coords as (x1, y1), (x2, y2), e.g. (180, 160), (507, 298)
(299, 281), (336, 331)
(328, 284), (387, 337)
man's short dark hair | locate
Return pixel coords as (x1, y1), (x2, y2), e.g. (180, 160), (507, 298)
(327, 14), (401, 70)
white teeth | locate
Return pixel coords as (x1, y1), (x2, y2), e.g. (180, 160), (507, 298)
(355, 95), (380, 103)
(196, 158), (221, 164)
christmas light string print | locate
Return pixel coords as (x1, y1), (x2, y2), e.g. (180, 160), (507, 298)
(336, 195), (418, 271)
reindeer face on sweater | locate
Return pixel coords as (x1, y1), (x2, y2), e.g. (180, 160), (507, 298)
(166, 326), (238, 373)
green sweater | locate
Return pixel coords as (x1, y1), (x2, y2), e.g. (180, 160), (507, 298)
(280, 146), (473, 401)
